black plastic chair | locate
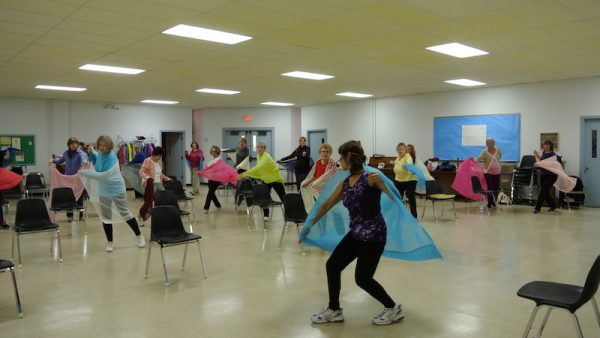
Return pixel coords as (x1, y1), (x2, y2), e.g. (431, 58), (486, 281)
(23, 172), (49, 199)
(0, 259), (23, 317)
(250, 183), (283, 231)
(144, 205), (207, 286)
(278, 193), (307, 251)
(164, 180), (195, 219)
(235, 178), (254, 214)
(470, 176), (501, 213)
(421, 180), (457, 223)
(49, 187), (87, 234)
(13, 199), (62, 267)
(154, 190), (193, 232)
(517, 255), (600, 338)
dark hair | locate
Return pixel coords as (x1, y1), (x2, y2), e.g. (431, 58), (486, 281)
(152, 146), (164, 156)
(407, 144), (416, 162)
(191, 141), (199, 149)
(67, 137), (79, 146)
(210, 145), (221, 156)
(338, 140), (366, 174)
(542, 140), (554, 151)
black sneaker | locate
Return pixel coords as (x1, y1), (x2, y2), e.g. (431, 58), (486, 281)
(1, 223), (9, 229)
(548, 207), (556, 212)
(533, 209), (540, 214)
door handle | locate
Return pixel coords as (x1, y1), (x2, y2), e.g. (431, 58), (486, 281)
(584, 166), (589, 173)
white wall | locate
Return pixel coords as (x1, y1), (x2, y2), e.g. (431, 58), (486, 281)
(302, 77), (600, 175)
(193, 107), (295, 160)
(1, 97), (192, 182)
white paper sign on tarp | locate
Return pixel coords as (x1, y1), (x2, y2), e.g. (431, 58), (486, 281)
(462, 125), (487, 146)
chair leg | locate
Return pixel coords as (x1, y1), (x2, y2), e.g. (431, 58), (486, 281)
(56, 230), (63, 262)
(182, 243), (188, 270)
(144, 243), (152, 278)
(11, 230), (15, 260)
(9, 267), (23, 318)
(196, 240), (207, 279)
(186, 215), (193, 233)
(572, 313), (584, 338)
(80, 209), (88, 234)
(421, 200), (427, 220)
(535, 307), (552, 337)
(159, 247), (170, 286)
(522, 305), (540, 338)
(432, 201), (439, 223)
(592, 297), (600, 329)
(278, 221), (287, 250)
(16, 233), (22, 268)
(451, 200), (457, 222)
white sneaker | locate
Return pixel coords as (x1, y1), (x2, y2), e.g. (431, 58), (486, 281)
(137, 234), (146, 248)
(263, 216), (269, 221)
(372, 304), (404, 325)
(105, 242), (114, 252)
(203, 209), (209, 214)
(311, 308), (344, 324)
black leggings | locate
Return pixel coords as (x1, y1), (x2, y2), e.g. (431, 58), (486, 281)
(535, 174), (557, 210)
(484, 174), (500, 207)
(295, 169), (309, 192)
(326, 232), (395, 310)
(263, 182), (286, 217)
(204, 180), (222, 210)
(102, 218), (141, 242)
(394, 180), (417, 218)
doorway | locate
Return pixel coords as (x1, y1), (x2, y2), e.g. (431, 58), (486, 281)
(161, 131), (186, 183)
(581, 117), (600, 206)
(307, 129), (327, 161)
(222, 128), (274, 166)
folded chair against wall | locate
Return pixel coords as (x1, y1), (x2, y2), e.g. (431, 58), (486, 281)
(49, 187), (87, 234)
(421, 180), (457, 223)
(154, 190), (192, 232)
(517, 255), (600, 338)
(511, 155), (538, 205)
(250, 183), (283, 231)
(23, 172), (49, 199)
(278, 193), (307, 253)
(144, 205), (206, 286)
(560, 176), (585, 210)
(13, 199), (62, 267)
(0, 259), (24, 317)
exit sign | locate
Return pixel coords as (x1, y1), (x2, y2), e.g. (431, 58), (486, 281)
(243, 115), (253, 122)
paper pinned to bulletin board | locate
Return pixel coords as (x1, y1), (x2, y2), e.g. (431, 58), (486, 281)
(0, 135), (35, 165)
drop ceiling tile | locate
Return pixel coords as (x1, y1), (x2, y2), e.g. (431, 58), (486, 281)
(0, 8), (65, 27)
(288, 22), (368, 43)
(184, 14), (277, 37)
(457, 10), (533, 34)
(241, 0), (343, 20)
(204, 2), (308, 29)
(86, 0), (200, 22)
(44, 28), (136, 47)
(319, 11), (405, 35)
(70, 6), (165, 32)
(557, 0), (600, 19)
(262, 29), (340, 49)
(0, 21), (51, 36)
(543, 20), (600, 41)
(0, 0), (79, 17)
(498, 28), (562, 47)
(502, 0), (581, 28)
(57, 19), (151, 39)
(144, 0), (231, 12)
(419, 20), (490, 41)
(404, 0), (494, 19)
(361, 0), (447, 27)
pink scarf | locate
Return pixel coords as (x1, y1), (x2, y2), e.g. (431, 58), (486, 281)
(49, 164), (85, 202)
(0, 167), (22, 190)
(534, 156), (576, 193)
(197, 159), (239, 186)
(451, 158), (487, 201)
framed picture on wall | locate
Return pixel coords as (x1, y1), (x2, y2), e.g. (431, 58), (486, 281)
(540, 132), (559, 151)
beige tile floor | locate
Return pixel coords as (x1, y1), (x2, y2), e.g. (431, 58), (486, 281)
(0, 187), (599, 338)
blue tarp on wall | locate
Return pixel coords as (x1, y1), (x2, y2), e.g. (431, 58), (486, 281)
(434, 113), (520, 161)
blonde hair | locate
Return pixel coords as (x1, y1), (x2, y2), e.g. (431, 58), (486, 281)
(319, 143), (332, 153)
(96, 135), (114, 152)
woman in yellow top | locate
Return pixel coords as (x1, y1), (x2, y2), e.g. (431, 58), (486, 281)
(393, 142), (418, 218)
(239, 141), (286, 219)
(476, 138), (502, 208)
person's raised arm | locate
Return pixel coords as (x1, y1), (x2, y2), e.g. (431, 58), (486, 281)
(367, 172), (394, 201)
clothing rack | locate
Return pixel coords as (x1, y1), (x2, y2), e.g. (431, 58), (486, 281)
(116, 135), (157, 144)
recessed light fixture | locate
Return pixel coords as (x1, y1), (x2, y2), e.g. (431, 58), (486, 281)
(162, 24), (252, 45)
(196, 88), (240, 95)
(141, 99), (179, 105)
(35, 85), (87, 92)
(261, 102), (294, 106)
(79, 64), (145, 75)
(281, 71), (334, 80)
(444, 79), (486, 87)
(426, 42), (489, 58)
(336, 92), (373, 98)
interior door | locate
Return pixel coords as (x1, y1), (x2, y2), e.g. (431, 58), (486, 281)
(583, 119), (600, 206)
(308, 130), (326, 161)
(161, 131), (185, 183)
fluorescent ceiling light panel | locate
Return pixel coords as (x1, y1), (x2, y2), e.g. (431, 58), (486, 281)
(35, 85), (86, 92)
(141, 100), (179, 105)
(281, 71), (334, 80)
(426, 43), (489, 58)
(336, 92), (373, 98)
(79, 64), (145, 74)
(162, 24), (252, 45)
(444, 79), (486, 87)
(261, 102), (294, 106)
(196, 88), (240, 95)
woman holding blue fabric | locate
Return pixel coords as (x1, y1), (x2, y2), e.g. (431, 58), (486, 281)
(81, 135), (145, 252)
(301, 140), (404, 326)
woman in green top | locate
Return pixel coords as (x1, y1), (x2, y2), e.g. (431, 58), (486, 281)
(239, 141), (285, 219)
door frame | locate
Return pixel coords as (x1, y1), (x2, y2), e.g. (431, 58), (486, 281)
(307, 129), (327, 144)
(580, 116), (600, 206)
(222, 127), (275, 155)
(160, 129), (186, 183)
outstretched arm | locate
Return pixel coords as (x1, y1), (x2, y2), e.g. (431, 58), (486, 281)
(367, 172), (394, 201)
(298, 181), (344, 243)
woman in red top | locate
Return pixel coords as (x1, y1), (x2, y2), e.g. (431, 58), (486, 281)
(301, 143), (338, 211)
(185, 141), (204, 195)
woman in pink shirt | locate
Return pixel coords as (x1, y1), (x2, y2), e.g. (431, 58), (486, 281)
(185, 141), (204, 195)
(476, 138), (502, 208)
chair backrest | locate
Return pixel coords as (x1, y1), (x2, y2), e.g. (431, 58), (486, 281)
(576, 255), (600, 308)
(15, 199), (53, 229)
(425, 180), (444, 195)
(283, 193), (307, 222)
(51, 187), (79, 209)
(252, 184), (273, 204)
(164, 180), (186, 198)
(470, 176), (484, 194)
(25, 172), (45, 189)
(154, 190), (179, 207)
(519, 155), (536, 168)
(150, 205), (188, 240)
(237, 178), (253, 194)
